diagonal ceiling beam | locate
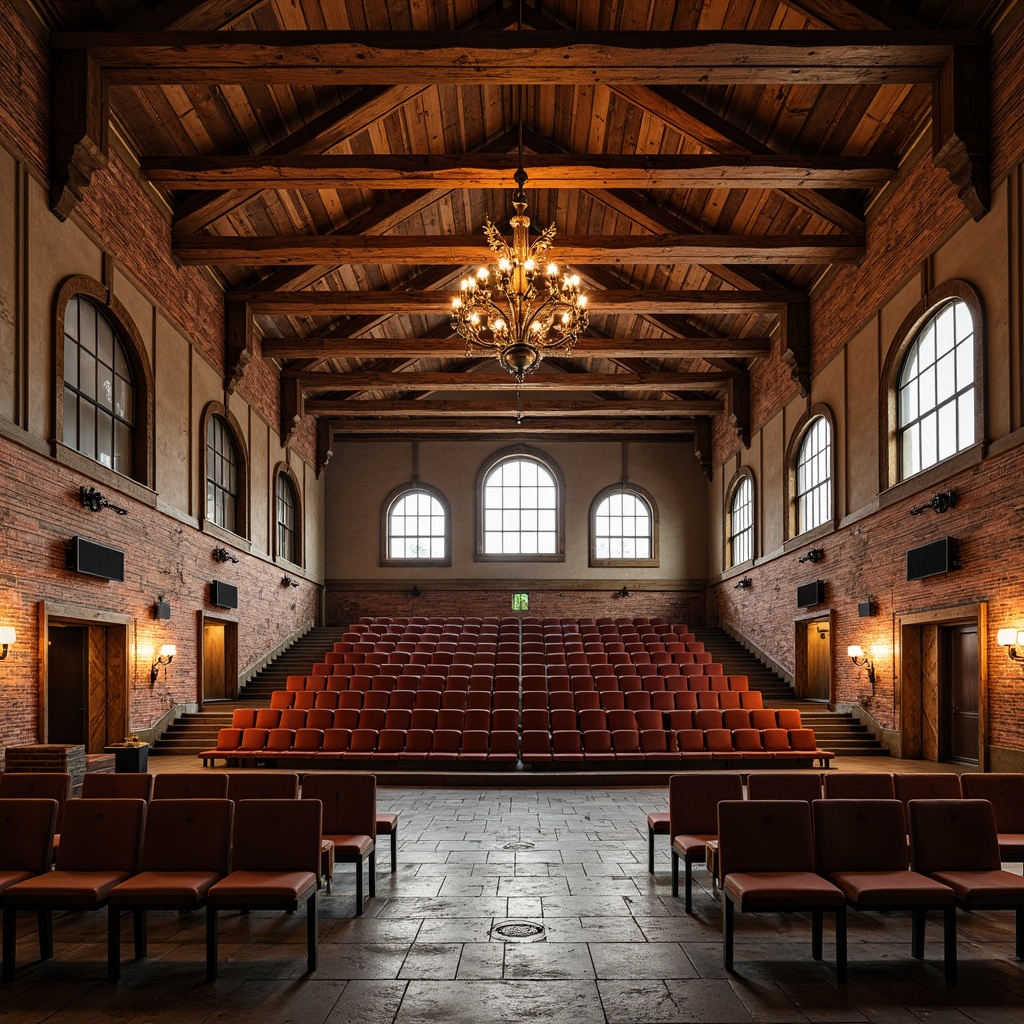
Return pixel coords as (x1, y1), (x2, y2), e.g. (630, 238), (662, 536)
(123, 1), (272, 31)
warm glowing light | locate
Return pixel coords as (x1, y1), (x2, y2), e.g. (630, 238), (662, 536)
(158, 644), (177, 660)
(847, 645), (865, 659)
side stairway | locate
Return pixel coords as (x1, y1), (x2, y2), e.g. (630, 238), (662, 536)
(690, 626), (889, 758)
(149, 627), (347, 756)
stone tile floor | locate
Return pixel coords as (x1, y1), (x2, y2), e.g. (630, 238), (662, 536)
(3, 759), (1023, 1023)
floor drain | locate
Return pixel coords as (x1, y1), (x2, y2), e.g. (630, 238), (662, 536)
(502, 841), (535, 851)
(492, 920), (546, 942)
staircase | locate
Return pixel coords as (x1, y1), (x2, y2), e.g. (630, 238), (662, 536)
(149, 627), (347, 757)
(691, 626), (888, 758)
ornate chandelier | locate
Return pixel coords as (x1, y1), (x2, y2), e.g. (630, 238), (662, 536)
(451, 167), (589, 383)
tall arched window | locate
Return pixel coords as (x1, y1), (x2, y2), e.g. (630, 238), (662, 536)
(206, 415), (239, 533)
(383, 485), (450, 565)
(727, 472), (754, 567)
(478, 448), (564, 559)
(795, 416), (832, 534)
(62, 295), (136, 477)
(898, 298), (975, 480)
(590, 485), (657, 566)
(276, 471), (300, 565)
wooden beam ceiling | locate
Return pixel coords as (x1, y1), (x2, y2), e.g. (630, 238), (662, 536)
(305, 398), (724, 416)
(290, 371), (733, 392)
(322, 417), (697, 436)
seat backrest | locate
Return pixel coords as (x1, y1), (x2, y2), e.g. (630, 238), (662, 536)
(731, 728), (763, 752)
(909, 798), (1002, 874)
(722, 709), (750, 731)
(814, 799), (909, 875)
(823, 773), (894, 799)
(718, 799), (814, 876)
(0, 773), (71, 831)
(775, 708), (802, 730)
(271, 688), (295, 707)
(893, 772), (962, 808)
(301, 772), (375, 839)
(693, 709), (722, 731)
(669, 773), (743, 836)
(57, 798), (146, 873)
(81, 773), (154, 801)
(141, 798), (232, 873)
(226, 772), (299, 801)
(960, 773), (1024, 831)
(152, 773), (229, 799)
(232, 708), (258, 728)
(0, 798), (58, 875)
(746, 772), (821, 802)
(231, 799), (321, 875)
(749, 709), (776, 731)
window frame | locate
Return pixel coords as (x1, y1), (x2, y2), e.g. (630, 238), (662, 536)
(785, 405), (837, 542)
(725, 468), (755, 569)
(381, 483), (452, 567)
(53, 277), (155, 491)
(880, 280), (985, 493)
(589, 483), (659, 568)
(274, 464), (303, 568)
(475, 446), (566, 562)
(199, 403), (249, 539)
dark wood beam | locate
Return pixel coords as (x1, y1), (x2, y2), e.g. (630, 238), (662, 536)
(305, 398), (724, 416)
(280, 375), (303, 448)
(174, 233), (863, 266)
(237, 288), (801, 316)
(781, 301), (811, 397)
(778, 0), (923, 31)
(225, 298), (252, 392)
(318, 417), (697, 437)
(292, 371), (732, 393)
(53, 31), (979, 86)
(261, 335), (773, 360)
(143, 153), (897, 191)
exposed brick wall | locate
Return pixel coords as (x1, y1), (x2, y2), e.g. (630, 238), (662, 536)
(0, 4), (47, 177)
(0, 432), (319, 758)
(326, 587), (705, 630)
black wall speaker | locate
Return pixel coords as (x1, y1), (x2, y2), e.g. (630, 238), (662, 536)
(210, 580), (239, 609)
(907, 537), (958, 581)
(67, 536), (125, 582)
(153, 599), (171, 620)
(796, 579), (825, 608)
(858, 600), (876, 617)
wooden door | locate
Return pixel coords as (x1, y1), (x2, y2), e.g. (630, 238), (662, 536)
(47, 625), (87, 744)
(203, 621), (228, 699)
(806, 620), (830, 701)
(942, 625), (979, 764)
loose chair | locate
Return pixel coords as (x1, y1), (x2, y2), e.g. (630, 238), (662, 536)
(959, 774), (1024, 862)
(814, 798), (957, 982)
(2, 799), (146, 982)
(106, 798), (233, 981)
(909, 798), (1024, 960)
(718, 799), (847, 982)
(0, 798), (58, 902)
(151, 773), (230, 799)
(205, 799), (321, 981)
(823, 773), (895, 800)
(669, 773), (743, 912)
(893, 773), (962, 831)
(376, 812), (400, 873)
(300, 773), (376, 913)
(0, 773), (70, 860)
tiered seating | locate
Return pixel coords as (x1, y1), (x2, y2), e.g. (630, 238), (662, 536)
(199, 615), (831, 770)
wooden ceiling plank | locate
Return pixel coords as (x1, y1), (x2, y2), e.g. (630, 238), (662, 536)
(57, 31), (977, 87)
(173, 232), (864, 265)
(291, 371), (734, 392)
(143, 152), (897, 190)
(122, 1), (273, 32)
(777, 1), (925, 31)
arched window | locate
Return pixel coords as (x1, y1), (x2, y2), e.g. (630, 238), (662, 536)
(383, 486), (450, 565)
(477, 448), (564, 559)
(897, 298), (976, 480)
(727, 472), (754, 567)
(795, 416), (832, 535)
(276, 470), (301, 565)
(61, 295), (136, 477)
(206, 415), (239, 533)
(590, 485), (658, 566)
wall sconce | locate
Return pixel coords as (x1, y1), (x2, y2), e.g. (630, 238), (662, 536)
(798, 547), (824, 564)
(80, 485), (128, 515)
(0, 626), (16, 660)
(997, 628), (1024, 664)
(847, 644), (876, 684)
(282, 575), (300, 588)
(150, 644), (176, 686)
(213, 546), (239, 564)
(734, 577), (752, 590)
(910, 489), (957, 516)
(618, 586), (631, 598)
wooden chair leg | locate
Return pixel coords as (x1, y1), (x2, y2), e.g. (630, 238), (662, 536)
(943, 906), (957, 983)
(811, 910), (823, 960)
(390, 827), (397, 873)
(355, 859), (364, 916)
(369, 849), (376, 899)
(3, 909), (17, 983)
(684, 854), (693, 914)
(305, 892), (318, 974)
(38, 910), (53, 961)
(648, 825), (655, 874)
(723, 896), (734, 972)
(107, 907), (121, 983)
(670, 850), (679, 897)
(133, 909), (147, 960)
(205, 907), (219, 982)
(835, 907), (847, 984)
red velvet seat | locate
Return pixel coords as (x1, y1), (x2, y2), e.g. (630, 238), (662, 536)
(491, 708), (519, 732)
(400, 729), (434, 759)
(521, 730), (552, 763)
(676, 730), (712, 761)
(106, 798), (233, 981)
(552, 731), (584, 762)
(205, 799), (322, 979)
(578, 708), (606, 733)
(639, 729), (671, 759)
(704, 728), (734, 759)
(731, 728), (772, 759)
(582, 730), (615, 761)
(739, 691), (763, 709)
(635, 709), (663, 731)
(429, 729), (462, 760)
(384, 708), (412, 731)
(789, 728), (834, 768)
(437, 708), (466, 731)
(675, 691), (698, 711)
(746, 771), (822, 802)
(719, 799), (847, 982)
(316, 728), (351, 758)
(625, 691), (653, 712)
(722, 708), (750, 731)
(270, 690), (294, 709)
(459, 730), (490, 761)
(761, 728), (791, 755)
(775, 708), (802, 730)
(893, 773), (962, 830)
(343, 728), (378, 759)
(306, 708), (334, 731)
(279, 708), (307, 730)
(607, 709), (637, 732)
(611, 730), (644, 761)
(230, 709), (257, 729)
(693, 709), (722, 731)
(666, 709), (694, 732)
(410, 708), (438, 731)
(669, 773), (742, 912)
(226, 772), (299, 801)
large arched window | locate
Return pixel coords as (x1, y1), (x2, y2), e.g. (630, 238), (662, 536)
(795, 416), (832, 535)
(897, 299), (976, 480)
(206, 416), (238, 531)
(590, 485), (657, 566)
(383, 485), (450, 566)
(275, 467), (302, 566)
(726, 471), (754, 567)
(477, 448), (564, 559)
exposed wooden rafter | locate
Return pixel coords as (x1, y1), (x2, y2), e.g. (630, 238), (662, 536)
(307, 399), (722, 417)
